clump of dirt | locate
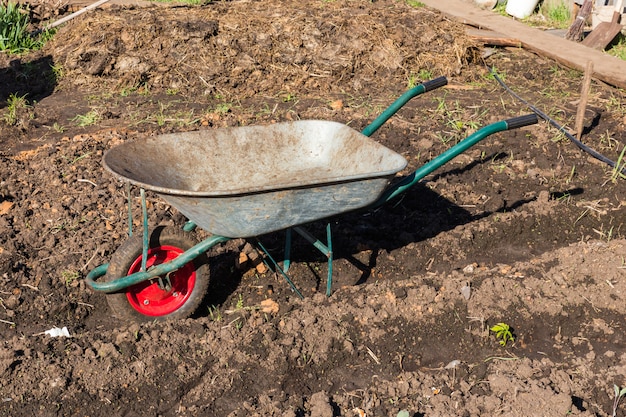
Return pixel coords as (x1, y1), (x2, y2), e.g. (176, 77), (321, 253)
(0, 0), (625, 416)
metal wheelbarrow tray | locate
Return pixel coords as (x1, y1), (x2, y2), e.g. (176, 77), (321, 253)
(103, 120), (408, 238)
(86, 76), (540, 322)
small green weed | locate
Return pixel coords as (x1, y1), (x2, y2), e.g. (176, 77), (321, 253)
(235, 294), (244, 310)
(486, 66), (506, 82)
(605, 95), (626, 116)
(544, 1), (571, 27)
(68, 152), (92, 165)
(417, 69), (433, 80)
(48, 63), (64, 83)
(150, 0), (211, 4)
(3, 93), (29, 125)
(51, 122), (65, 133)
(212, 102), (232, 114)
(405, 0), (425, 7)
(234, 318), (243, 331)
(208, 305), (222, 321)
(566, 165), (576, 184)
(61, 270), (79, 288)
(119, 87), (137, 97)
(407, 69), (434, 88)
(490, 322), (515, 346)
(608, 35), (626, 61)
(613, 385), (626, 417)
(609, 145), (626, 182)
(494, 2), (508, 16)
(282, 92), (297, 103)
(532, 0), (571, 29)
(72, 110), (100, 127)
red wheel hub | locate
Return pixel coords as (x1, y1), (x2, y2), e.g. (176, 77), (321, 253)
(125, 245), (196, 316)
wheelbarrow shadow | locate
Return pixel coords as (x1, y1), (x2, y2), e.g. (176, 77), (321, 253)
(0, 55), (57, 109)
(249, 154), (539, 294)
(196, 153), (580, 305)
(195, 185), (468, 310)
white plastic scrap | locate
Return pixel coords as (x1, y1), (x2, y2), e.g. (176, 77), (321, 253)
(444, 359), (461, 369)
(43, 326), (71, 338)
(460, 283), (471, 300)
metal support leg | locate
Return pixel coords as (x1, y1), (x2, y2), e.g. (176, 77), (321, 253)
(256, 239), (303, 299)
(326, 223), (333, 297)
(126, 182), (133, 237)
(284, 229), (292, 272)
(293, 224), (334, 296)
(256, 224), (334, 298)
(140, 188), (149, 272)
(183, 221), (197, 232)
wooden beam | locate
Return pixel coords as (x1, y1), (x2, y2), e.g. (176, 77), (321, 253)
(466, 28), (522, 47)
(420, 0), (626, 89)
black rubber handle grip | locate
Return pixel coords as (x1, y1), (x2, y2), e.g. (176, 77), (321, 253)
(422, 76), (448, 92)
(505, 113), (539, 130)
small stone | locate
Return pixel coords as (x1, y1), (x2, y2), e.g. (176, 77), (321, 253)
(329, 100), (343, 110)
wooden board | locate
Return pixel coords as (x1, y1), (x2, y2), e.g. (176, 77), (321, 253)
(419, 0), (626, 89)
(581, 11), (623, 50)
(466, 28), (522, 47)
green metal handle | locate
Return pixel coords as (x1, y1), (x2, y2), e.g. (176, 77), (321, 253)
(85, 234), (230, 293)
(361, 76), (448, 137)
(373, 113), (539, 206)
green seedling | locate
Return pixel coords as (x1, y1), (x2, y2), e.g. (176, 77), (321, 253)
(613, 385), (626, 417)
(282, 92), (297, 103)
(4, 93), (29, 125)
(605, 95), (626, 116)
(566, 165), (576, 184)
(407, 73), (419, 89)
(235, 294), (244, 310)
(405, 0), (425, 7)
(72, 110), (100, 127)
(418, 69), (433, 80)
(490, 322), (514, 346)
(486, 66), (506, 82)
(608, 35), (626, 61)
(69, 152), (92, 165)
(151, 0), (211, 4)
(234, 317), (243, 331)
(51, 122), (65, 133)
(61, 270), (79, 288)
(216, 103), (232, 114)
(208, 305), (222, 321)
(610, 145), (626, 182)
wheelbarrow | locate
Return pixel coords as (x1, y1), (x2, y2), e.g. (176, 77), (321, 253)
(85, 76), (539, 322)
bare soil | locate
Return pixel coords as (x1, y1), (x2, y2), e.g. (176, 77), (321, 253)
(1, 0), (626, 416)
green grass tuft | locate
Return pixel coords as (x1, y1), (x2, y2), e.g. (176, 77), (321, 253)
(0, 2), (54, 54)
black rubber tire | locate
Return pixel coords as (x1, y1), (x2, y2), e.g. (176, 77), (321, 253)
(104, 226), (209, 322)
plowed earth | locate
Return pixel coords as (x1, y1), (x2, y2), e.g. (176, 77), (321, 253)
(1, 0), (625, 416)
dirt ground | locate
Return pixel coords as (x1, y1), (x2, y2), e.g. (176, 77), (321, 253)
(1, 0), (626, 416)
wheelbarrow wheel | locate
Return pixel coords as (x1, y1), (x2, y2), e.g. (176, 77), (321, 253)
(104, 226), (209, 322)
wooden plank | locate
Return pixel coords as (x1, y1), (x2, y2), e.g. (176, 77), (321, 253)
(581, 11), (623, 49)
(466, 28), (522, 47)
(419, 0), (626, 89)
